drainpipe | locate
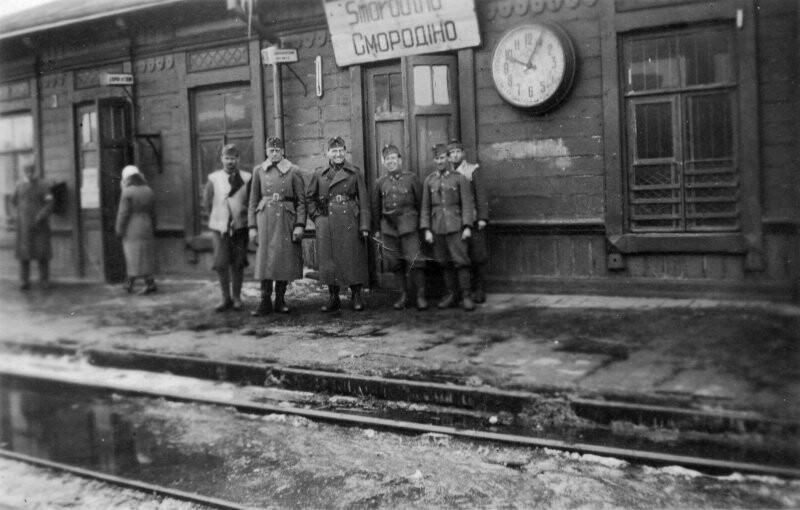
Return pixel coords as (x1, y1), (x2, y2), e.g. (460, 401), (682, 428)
(272, 63), (283, 140)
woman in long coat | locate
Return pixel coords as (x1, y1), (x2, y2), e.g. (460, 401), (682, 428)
(115, 165), (157, 294)
(12, 164), (54, 290)
(248, 137), (307, 315)
(306, 136), (371, 312)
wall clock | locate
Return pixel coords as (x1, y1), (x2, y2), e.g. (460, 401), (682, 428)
(490, 22), (577, 113)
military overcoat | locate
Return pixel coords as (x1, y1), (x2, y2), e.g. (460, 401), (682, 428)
(248, 158), (307, 281)
(115, 183), (157, 277)
(12, 177), (53, 261)
(307, 162), (371, 286)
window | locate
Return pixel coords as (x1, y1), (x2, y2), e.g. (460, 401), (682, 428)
(623, 26), (739, 233)
(192, 86), (253, 229)
(413, 65), (450, 106)
(0, 113), (34, 228)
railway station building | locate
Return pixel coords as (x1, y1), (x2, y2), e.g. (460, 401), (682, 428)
(0, 0), (797, 300)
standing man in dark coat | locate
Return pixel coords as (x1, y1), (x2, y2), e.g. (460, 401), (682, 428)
(307, 136), (371, 312)
(203, 144), (251, 312)
(371, 144), (427, 310)
(448, 139), (489, 303)
(12, 164), (53, 290)
(421, 143), (476, 311)
(248, 137), (307, 315)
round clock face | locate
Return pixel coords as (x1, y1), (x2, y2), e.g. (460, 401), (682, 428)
(491, 23), (576, 111)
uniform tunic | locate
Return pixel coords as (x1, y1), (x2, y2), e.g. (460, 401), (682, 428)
(248, 158), (307, 281)
(12, 177), (53, 261)
(371, 170), (425, 270)
(115, 183), (157, 277)
(307, 162), (371, 286)
(420, 168), (475, 267)
(454, 160), (489, 264)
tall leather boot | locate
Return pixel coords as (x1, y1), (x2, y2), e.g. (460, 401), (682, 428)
(20, 260), (31, 290)
(251, 280), (273, 316)
(437, 269), (457, 309)
(321, 285), (341, 312)
(231, 269), (244, 310)
(392, 270), (408, 310)
(472, 263), (487, 303)
(458, 267), (475, 311)
(215, 271), (233, 312)
(350, 284), (364, 311)
(411, 268), (428, 310)
(274, 281), (290, 313)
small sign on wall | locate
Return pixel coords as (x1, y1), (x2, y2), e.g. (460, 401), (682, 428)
(100, 72), (134, 86)
(324, 0), (481, 66)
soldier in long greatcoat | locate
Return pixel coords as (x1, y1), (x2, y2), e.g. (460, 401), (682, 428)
(371, 144), (427, 311)
(421, 143), (476, 311)
(12, 164), (53, 290)
(307, 136), (371, 312)
(248, 137), (307, 315)
(448, 139), (490, 303)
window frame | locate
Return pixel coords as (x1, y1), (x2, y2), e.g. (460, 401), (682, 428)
(600, 0), (762, 268)
(0, 111), (35, 230)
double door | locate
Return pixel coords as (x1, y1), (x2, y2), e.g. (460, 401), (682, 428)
(364, 54), (460, 284)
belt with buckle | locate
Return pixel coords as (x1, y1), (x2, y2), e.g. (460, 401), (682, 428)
(270, 193), (294, 202)
(331, 194), (351, 204)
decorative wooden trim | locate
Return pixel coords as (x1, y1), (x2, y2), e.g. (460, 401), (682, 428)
(763, 218), (800, 235)
(0, 80), (31, 100)
(186, 44), (248, 73)
(457, 48), (477, 164)
(607, 233), (748, 254)
(480, 0), (599, 21)
(490, 218), (605, 235)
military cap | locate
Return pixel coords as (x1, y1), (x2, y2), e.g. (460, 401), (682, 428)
(432, 143), (448, 157)
(382, 144), (401, 158)
(447, 139), (463, 152)
(221, 143), (240, 156)
(327, 136), (346, 149)
(266, 136), (284, 149)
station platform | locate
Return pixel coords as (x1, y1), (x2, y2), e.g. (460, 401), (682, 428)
(0, 277), (798, 423)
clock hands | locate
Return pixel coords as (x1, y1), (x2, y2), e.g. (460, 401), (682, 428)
(506, 55), (532, 68)
(525, 30), (545, 70)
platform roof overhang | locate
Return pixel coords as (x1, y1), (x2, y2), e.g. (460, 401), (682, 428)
(0, 0), (187, 40)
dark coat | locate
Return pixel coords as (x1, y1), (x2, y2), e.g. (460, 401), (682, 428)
(420, 168), (475, 235)
(307, 161), (371, 286)
(12, 177), (53, 261)
(454, 161), (489, 223)
(115, 183), (157, 277)
(248, 158), (307, 281)
(371, 170), (422, 237)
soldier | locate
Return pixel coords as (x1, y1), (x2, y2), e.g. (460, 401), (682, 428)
(203, 144), (251, 312)
(307, 136), (371, 312)
(12, 163), (53, 290)
(420, 143), (476, 311)
(371, 144), (427, 311)
(447, 139), (489, 303)
(248, 137), (307, 315)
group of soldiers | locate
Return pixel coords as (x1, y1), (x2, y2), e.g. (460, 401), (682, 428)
(202, 135), (490, 314)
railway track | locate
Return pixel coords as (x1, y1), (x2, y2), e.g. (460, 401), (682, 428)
(1, 370), (798, 480)
(0, 449), (255, 510)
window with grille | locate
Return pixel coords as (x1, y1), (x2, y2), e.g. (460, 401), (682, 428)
(0, 112), (34, 229)
(191, 85), (253, 230)
(623, 26), (739, 233)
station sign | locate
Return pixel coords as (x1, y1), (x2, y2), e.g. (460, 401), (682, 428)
(261, 47), (299, 65)
(323, 0), (481, 67)
(101, 73), (134, 86)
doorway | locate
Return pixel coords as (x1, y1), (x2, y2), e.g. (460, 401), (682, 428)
(75, 98), (131, 282)
(364, 54), (460, 285)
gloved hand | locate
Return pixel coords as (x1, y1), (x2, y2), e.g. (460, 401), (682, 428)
(461, 227), (472, 241)
(360, 230), (370, 239)
(292, 226), (304, 243)
(248, 228), (257, 244)
(477, 220), (487, 231)
(424, 230), (433, 244)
